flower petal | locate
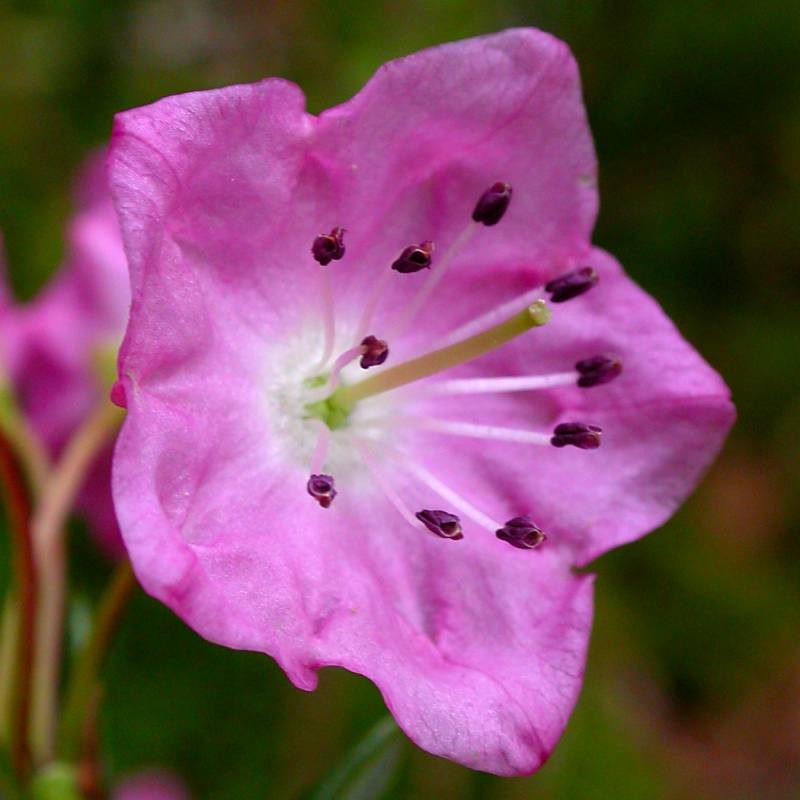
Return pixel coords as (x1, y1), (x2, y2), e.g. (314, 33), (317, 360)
(114, 382), (592, 774)
(110, 30), (598, 365)
(110, 78), (323, 371)
(411, 247), (735, 566)
(315, 27), (597, 281)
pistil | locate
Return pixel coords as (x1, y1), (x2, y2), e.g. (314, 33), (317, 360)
(333, 299), (551, 406)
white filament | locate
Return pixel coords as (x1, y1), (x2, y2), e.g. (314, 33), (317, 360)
(418, 419), (552, 446)
(355, 268), (394, 342)
(353, 441), (428, 533)
(424, 372), (576, 395)
(306, 345), (364, 404)
(308, 420), (330, 475)
(315, 266), (336, 370)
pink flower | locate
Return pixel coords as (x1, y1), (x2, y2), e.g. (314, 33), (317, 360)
(108, 29), (733, 773)
(0, 153), (129, 557)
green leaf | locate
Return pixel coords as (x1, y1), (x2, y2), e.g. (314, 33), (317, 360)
(306, 716), (405, 800)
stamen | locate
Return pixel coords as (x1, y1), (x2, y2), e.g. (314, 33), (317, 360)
(415, 509), (463, 540)
(312, 228), (345, 367)
(425, 372), (576, 395)
(307, 474), (337, 508)
(391, 183), (511, 337)
(545, 266), (598, 303)
(391, 241), (434, 273)
(334, 299), (551, 405)
(408, 461), (502, 533)
(422, 360), (621, 396)
(311, 227), (346, 266)
(355, 241), (432, 341)
(359, 335), (389, 369)
(388, 225), (475, 338)
(306, 421), (336, 508)
(308, 345), (364, 402)
(315, 265), (336, 368)
(576, 354), (622, 387)
(495, 516), (547, 550)
(472, 182), (512, 226)
(550, 422), (603, 449)
(306, 335), (390, 408)
(353, 441), (435, 535)
(308, 420), (330, 475)
(418, 420), (552, 446)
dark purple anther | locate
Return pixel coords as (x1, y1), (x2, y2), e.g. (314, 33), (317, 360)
(551, 422), (603, 450)
(545, 266), (598, 303)
(472, 181), (512, 226)
(495, 516), (547, 550)
(311, 227), (346, 266)
(359, 335), (389, 369)
(575, 354), (622, 387)
(307, 474), (337, 508)
(391, 241), (434, 273)
(415, 509), (463, 540)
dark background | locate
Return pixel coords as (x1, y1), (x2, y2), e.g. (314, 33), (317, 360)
(1, 1), (799, 797)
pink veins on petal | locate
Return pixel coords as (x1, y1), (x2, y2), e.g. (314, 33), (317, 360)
(107, 28), (734, 775)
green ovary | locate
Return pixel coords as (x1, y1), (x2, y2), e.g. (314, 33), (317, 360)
(303, 375), (353, 430)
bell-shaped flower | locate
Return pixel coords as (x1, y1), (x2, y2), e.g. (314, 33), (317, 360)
(108, 29), (733, 773)
(0, 153), (129, 556)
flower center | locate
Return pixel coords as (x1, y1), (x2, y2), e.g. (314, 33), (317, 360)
(289, 183), (617, 550)
(303, 376), (352, 430)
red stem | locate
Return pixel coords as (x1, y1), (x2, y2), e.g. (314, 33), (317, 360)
(0, 428), (36, 779)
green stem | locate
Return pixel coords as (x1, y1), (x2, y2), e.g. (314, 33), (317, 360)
(0, 386), (49, 500)
(30, 402), (124, 766)
(0, 428), (37, 780)
(0, 597), (18, 747)
(58, 560), (137, 763)
(334, 300), (551, 406)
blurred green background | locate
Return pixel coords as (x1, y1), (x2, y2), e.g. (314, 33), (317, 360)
(1, 1), (799, 798)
